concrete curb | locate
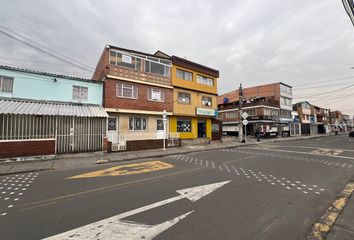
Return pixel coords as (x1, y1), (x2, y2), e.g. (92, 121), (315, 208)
(306, 181), (354, 240)
(0, 134), (334, 176)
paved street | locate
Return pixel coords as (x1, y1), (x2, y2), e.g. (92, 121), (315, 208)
(0, 135), (353, 240)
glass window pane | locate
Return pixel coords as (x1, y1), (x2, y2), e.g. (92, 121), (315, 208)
(177, 120), (192, 132)
(157, 119), (164, 130)
(178, 93), (190, 104)
(150, 62), (165, 75)
(129, 117), (134, 130)
(109, 51), (117, 65)
(108, 117), (117, 131)
(1, 77), (13, 93)
(134, 117), (141, 130)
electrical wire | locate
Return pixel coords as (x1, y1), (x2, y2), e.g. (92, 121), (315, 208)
(0, 28), (94, 73)
(0, 25), (94, 70)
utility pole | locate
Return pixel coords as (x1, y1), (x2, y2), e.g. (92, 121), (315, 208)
(238, 84), (245, 143)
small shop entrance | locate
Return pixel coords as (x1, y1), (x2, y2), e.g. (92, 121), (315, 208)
(198, 120), (206, 138)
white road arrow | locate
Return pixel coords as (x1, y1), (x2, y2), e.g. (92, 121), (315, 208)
(43, 180), (230, 240)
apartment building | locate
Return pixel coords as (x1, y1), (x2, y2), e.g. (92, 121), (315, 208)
(293, 101), (318, 135)
(218, 97), (280, 137)
(313, 105), (331, 134)
(93, 46), (174, 150)
(169, 56), (219, 140)
(0, 65), (107, 158)
(329, 110), (343, 131)
(218, 82), (293, 137)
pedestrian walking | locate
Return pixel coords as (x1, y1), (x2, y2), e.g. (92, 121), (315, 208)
(256, 128), (261, 142)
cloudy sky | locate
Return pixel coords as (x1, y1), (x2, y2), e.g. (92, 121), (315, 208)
(0, 0), (353, 115)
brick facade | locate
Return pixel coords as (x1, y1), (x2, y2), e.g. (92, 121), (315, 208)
(218, 83), (281, 104)
(0, 140), (55, 158)
(93, 46), (173, 113)
(104, 79), (173, 112)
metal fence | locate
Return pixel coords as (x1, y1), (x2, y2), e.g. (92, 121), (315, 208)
(0, 114), (106, 154)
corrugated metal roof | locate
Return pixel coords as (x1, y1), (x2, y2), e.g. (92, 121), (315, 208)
(0, 65), (101, 84)
(0, 99), (108, 117)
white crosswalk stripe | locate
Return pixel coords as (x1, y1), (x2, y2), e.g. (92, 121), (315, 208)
(168, 154), (325, 196)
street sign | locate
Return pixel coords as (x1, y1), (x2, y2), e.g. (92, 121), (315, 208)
(241, 112), (248, 119)
(242, 119), (248, 125)
(43, 181), (230, 240)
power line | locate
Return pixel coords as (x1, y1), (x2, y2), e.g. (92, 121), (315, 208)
(294, 79), (354, 91)
(0, 57), (79, 67)
(0, 28), (94, 73)
(0, 25), (94, 70)
(292, 75), (354, 87)
(295, 83), (354, 99)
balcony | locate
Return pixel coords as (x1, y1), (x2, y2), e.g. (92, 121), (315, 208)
(107, 49), (172, 87)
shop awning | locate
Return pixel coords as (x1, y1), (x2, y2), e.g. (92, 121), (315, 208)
(0, 98), (108, 117)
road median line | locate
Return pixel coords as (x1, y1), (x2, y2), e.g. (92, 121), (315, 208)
(306, 181), (354, 240)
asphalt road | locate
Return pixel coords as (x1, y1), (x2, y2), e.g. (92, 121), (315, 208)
(0, 134), (353, 240)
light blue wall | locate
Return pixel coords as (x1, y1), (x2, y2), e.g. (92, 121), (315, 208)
(0, 68), (103, 105)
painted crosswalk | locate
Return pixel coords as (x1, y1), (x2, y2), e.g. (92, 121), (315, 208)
(0, 172), (39, 217)
(218, 148), (353, 169)
(168, 154), (325, 196)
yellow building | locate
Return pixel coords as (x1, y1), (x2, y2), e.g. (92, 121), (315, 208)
(169, 56), (219, 139)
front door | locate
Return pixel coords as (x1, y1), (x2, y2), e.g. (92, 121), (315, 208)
(198, 120), (206, 138)
(107, 117), (119, 143)
(156, 118), (165, 139)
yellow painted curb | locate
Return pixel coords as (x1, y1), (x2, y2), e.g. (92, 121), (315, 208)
(306, 181), (354, 240)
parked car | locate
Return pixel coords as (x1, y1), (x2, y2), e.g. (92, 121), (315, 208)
(349, 130), (354, 137)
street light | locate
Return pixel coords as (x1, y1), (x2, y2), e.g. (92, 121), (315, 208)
(162, 110), (167, 151)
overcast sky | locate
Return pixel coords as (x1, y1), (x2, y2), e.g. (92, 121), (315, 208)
(0, 0), (353, 115)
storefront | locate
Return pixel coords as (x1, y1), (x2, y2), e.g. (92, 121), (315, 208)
(170, 107), (215, 139)
(242, 116), (278, 138)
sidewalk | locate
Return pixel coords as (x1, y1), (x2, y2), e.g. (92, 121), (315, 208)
(0, 133), (333, 176)
(326, 182), (354, 240)
(327, 197), (354, 240)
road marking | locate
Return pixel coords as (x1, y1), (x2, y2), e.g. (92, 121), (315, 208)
(20, 166), (208, 212)
(68, 161), (174, 179)
(43, 181), (230, 240)
(242, 147), (354, 160)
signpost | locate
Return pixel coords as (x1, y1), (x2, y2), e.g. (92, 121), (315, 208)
(162, 110), (167, 151)
(241, 112), (249, 120)
(241, 110), (248, 143)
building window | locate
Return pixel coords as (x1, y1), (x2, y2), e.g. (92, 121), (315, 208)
(178, 92), (191, 104)
(108, 117), (117, 131)
(176, 69), (193, 81)
(280, 97), (292, 107)
(264, 108), (271, 116)
(129, 116), (147, 131)
(280, 84), (292, 95)
(144, 57), (171, 77)
(0, 76), (14, 93)
(197, 75), (214, 86)
(109, 50), (171, 77)
(244, 109), (256, 116)
(177, 119), (192, 132)
(109, 51), (141, 71)
(202, 96), (212, 107)
(225, 111), (238, 119)
(156, 119), (164, 131)
(147, 88), (164, 102)
(117, 83), (138, 99)
(72, 86), (88, 101)
(280, 110), (291, 118)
